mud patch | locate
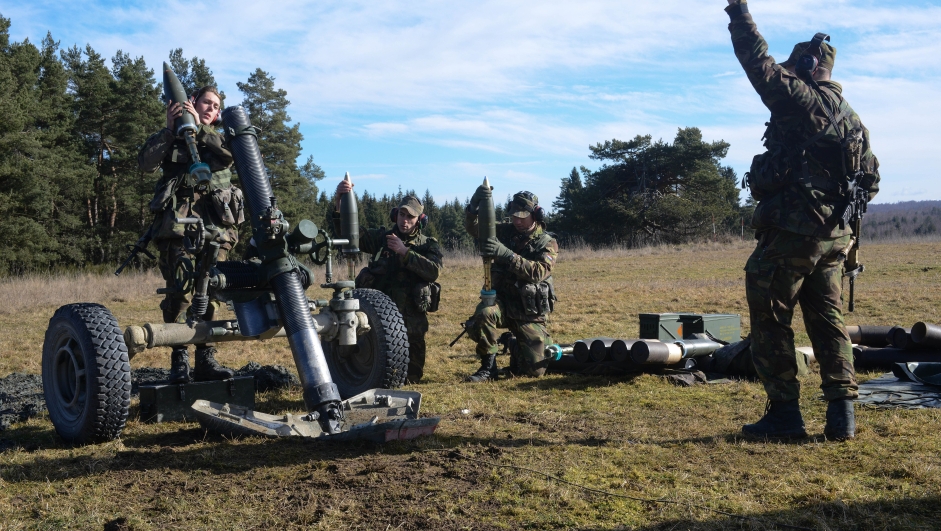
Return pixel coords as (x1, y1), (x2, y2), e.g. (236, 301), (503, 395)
(0, 373), (44, 430)
(236, 362), (300, 392)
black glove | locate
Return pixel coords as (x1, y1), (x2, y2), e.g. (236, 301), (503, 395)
(469, 184), (492, 212)
(482, 237), (514, 264)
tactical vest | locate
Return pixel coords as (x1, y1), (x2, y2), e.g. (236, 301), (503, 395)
(355, 228), (441, 315)
(492, 225), (556, 321)
(745, 85), (863, 203)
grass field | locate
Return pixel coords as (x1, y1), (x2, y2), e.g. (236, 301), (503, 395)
(1, 239), (940, 530)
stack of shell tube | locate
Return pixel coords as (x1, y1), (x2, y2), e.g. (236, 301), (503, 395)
(850, 322), (941, 370)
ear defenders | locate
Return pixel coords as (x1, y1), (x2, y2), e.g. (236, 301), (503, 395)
(390, 207), (428, 230)
(796, 32), (830, 79)
(513, 191), (545, 222)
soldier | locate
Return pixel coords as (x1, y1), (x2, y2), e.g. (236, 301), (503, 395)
(334, 180), (443, 384)
(464, 189), (558, 382)
(138, 86), (245, 384)
(725, 0), (880, 440)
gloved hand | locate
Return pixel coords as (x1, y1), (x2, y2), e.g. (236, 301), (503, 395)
(482, 237), (515, 264)
(469, 184), (492, 212)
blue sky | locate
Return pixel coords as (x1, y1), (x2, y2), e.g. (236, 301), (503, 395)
(5, 0), (941, 208)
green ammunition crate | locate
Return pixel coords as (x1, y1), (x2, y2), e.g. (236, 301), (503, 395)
(639, 313), (685, 341)
(679, 313), (741, 343)
(139, 376), (255, 423)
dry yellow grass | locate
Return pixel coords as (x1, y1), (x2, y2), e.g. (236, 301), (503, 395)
(1, 239), (940, 530)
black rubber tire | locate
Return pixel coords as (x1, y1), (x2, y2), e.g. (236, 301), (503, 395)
(42, 303), (131, 444)
(323, 288), (409, 398)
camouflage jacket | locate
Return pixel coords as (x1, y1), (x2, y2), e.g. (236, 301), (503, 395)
(727, 1), (880, 238)
(350, 221), (443, 316)
(138, 125), (242, 246)
(466, 211), (559, 322)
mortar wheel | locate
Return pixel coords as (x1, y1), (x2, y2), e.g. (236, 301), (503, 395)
(42, 303), (131, 444)
(323, 288), (409, 398)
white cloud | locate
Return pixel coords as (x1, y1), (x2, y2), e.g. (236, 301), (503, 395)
(5, 0), (941, 204)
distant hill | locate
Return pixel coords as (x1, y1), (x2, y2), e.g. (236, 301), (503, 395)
(868, 200), (941, 213)
(864, 200), (940, 240)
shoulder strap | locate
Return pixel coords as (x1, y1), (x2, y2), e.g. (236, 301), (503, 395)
(797, 87), (852, 189)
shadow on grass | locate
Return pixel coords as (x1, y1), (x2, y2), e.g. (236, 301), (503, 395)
(573, 493), (941, 530)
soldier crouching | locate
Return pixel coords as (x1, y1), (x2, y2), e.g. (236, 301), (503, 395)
(334, 180), (443, 384)
(464, 190), (559, 382)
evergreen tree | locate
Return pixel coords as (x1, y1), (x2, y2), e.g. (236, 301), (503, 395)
(237, 68), (315, 224)
(168, 48), (220, 98)
(560, 127), (740, 245)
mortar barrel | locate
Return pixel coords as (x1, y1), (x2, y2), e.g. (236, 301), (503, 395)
(888, 326), (916, 350)
(610, 339), (640, 363)
(911, 322), (941, 348)
(846, 325), (894, 347)
(589, 338), (615, 362)
(631, 340), (683, 365)
(222, 105), (341, 433)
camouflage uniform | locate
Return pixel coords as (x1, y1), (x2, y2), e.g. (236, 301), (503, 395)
(727, 1), (880, 402)
(465, 210), (559, 377)
(339, 199), (443, 384)
(138, 124), (244, 324)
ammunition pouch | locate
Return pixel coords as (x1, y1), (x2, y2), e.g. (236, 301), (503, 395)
(412, 281), (441, 313)
(150, 175), (180, 214)
(517, 279), (554, 316)
(745, 146), (791, 202)
(354, 266), (377, 289)
(209, 184), (245, 227)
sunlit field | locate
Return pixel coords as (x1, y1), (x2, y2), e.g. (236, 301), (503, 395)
(1, 239), (939, 530)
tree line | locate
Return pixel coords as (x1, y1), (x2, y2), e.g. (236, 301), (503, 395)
(0, 13), (748, 275)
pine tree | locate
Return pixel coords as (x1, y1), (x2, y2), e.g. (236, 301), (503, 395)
(168, 48), (220, 98)
(237, 69), (316, 225)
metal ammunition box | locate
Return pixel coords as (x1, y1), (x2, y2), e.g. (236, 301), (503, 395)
(639, 313), (685, 341)
(679, 314), (741, 344)
(139, 376), (255, 423)
(639, 313), (742, 343)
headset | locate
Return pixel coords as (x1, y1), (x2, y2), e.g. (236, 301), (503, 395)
(796, 32), (830, 80)
(513, 191), (545, 222)
(390, 196), (428, 230)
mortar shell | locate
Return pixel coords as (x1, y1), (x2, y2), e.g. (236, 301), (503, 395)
(631, 340), (682, 365)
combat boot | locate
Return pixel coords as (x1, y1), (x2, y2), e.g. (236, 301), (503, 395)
(193, 346), (235, 381)
(742, 399), (808, 439)
(465, 355), (498, 383)
(824, 398), (856, 441)
(168, 347), (191, 384)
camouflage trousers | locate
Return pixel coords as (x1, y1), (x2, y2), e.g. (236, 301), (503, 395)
(468, 299), (550, 377)
(157, 239), (228, 326)
(745, 229), (857, 402)
(400, 308), (429, 384)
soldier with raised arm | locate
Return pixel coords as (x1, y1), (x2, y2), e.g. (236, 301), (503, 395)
(725, 0), (880, 440)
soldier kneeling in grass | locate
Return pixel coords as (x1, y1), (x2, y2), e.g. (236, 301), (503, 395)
(464, 190), (559, 382)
